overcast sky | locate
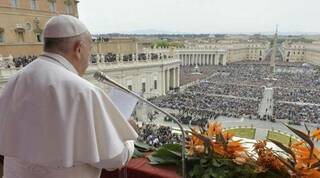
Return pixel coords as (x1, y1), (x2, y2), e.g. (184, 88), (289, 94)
(78, 0), (319, 34)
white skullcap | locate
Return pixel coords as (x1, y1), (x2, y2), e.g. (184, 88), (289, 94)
(44, 15), (89, 38)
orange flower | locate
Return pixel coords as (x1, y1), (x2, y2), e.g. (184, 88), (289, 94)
(211, 140), (245, 158)
(227, 140), (245, 155)
(207, 122), (222, 137)
(233, 156), (247, 165)
(223, 132), (235, 140)
(194, 145), (205, 154)
(291, 141), (305, 148)
(187, 133), (205, 156)
(191, 134), (204, 146)
(253, 140), (285, 172)
(255, 165), (268, 173)
(311, 128), (320, 140)
(294, 168), (320, 178)
(211, 141), (225, 156)
(254, 140), (267, 151)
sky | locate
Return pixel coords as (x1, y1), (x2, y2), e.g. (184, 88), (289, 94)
(78, 0), (320, 34)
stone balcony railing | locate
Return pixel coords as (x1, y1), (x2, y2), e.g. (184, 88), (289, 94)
(0, 56), (181, 79)
(87, 57), (181, 73)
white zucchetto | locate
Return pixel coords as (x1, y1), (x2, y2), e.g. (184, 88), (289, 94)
(44, 15), (89, 38)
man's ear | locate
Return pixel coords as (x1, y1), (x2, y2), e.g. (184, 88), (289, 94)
(74, 41), (82, 60)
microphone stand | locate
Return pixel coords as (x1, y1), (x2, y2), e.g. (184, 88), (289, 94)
(94, 71), (187, 178)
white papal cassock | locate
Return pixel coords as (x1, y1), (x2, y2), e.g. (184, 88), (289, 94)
(0, 52), (138, 178)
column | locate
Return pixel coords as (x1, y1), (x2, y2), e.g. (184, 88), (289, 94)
(173, 68), (176, 88)
(203, 54), (205, 65)
(196, 54), (198, 65)
(180, 54), (183, 65)
(214, 54), (219, 65)
(212, 54), (216, 65)
(96, 54), (101, 64)
(211, 54), (214, 65)
(120, 54), (123, 63)
(192, 54), (195, 65)
(223, 54), (227, 65)
(205, 54), (208, 65)
(162, 69), (166, 95)
(166, 70), (170, 92)
(186, 54), (188, 65)
(181, 55), (184, 65)
(186, 54), (189, 66)
(177, 67), (180, 87)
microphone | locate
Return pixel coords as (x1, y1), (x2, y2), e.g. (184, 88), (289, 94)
(94, 71), (187, 178)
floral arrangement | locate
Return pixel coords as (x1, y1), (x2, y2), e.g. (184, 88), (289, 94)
(148, 122), (320, 178)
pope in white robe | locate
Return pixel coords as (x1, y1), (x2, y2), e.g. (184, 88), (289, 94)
(0, 15), (138, 178)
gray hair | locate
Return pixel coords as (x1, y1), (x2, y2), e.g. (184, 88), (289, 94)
(43, 32), (90, 53)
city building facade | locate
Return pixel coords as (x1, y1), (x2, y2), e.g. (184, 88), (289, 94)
(0, 0), (79, 57)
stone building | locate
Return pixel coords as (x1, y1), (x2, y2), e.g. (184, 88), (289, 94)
(282, 41), (320, 65)
(0, 0), (79, 57)
(148, 40), (270, 66)
(0, 0), (181, 97)
(282, 41), (306, 62)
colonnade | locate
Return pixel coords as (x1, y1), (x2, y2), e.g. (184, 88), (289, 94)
(179, 53), (227, 66)
(162, 67), (180, 94)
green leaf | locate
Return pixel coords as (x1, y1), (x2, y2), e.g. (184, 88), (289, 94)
(200, 158), (210, 168)
(148, 144), (182, 166)
(132, 148), (145, 158)
(151, 144), (182, 159)
(167, 150), (182, 158)
(211, 158), (222, 167)
(162, 144), (182, 152)
(148, 155), (178, 165)
(284, 123), (314, 159)
(268, 138), (296, 164)
(274, 153), (296, 173)
(216, 132), (227, 151)
(190, 164), (205, 178)
(134, 142), (154, 152)
(284, 123), (313, 148)
(304, 123), (310, 136)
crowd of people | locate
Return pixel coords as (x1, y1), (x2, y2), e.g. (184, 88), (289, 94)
(2, 52), (168, 69)
(273, 102), (320, 124)
(180, 65), (218, 85)
(152, 61), (320, 125)
(198, 62), (318, 88)
(274, 88), (320, 104)
(151, 92), (259, 126)
(136, 123), (182, 147)
(1, 55), (37, 69)
(90, 53), (166, 64)
(185, 82), (263, 99)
